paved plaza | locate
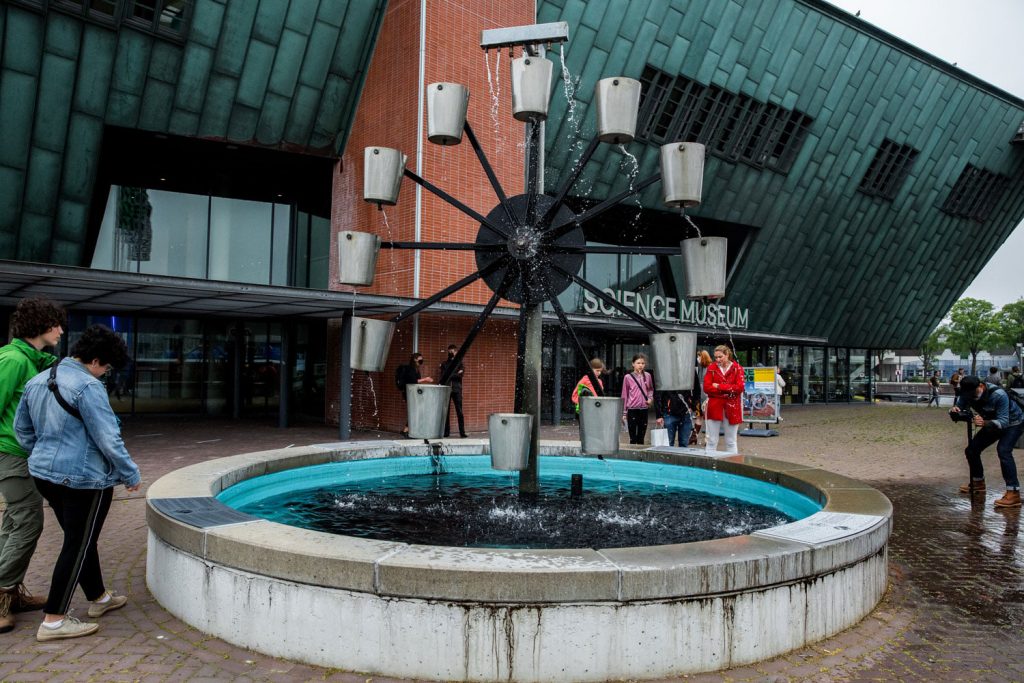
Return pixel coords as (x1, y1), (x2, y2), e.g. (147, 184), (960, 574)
(0, 402), (1021, 682)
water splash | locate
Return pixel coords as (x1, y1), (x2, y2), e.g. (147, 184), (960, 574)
(366, 371), (379, 419)
(682, 211), (703, 238)
(618, 144), (643, 227)
(559, 44), (591, 197)
(379, 208), (399, 291)
(484, 49), (502, 150)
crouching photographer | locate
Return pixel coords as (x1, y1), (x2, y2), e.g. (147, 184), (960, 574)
(949, 375), (1024, 507)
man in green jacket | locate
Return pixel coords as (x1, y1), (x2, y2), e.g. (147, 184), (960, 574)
(0, 297), (65, 633)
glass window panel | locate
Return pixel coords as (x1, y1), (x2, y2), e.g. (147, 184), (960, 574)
(133, 318), (204, 414)
(849, 348), (869, 401)
(271, 204), (290, 286)
(805, 346), (825, 403)
(827, 347), (850, 402)
(137, 189), (209, 278)
(778, 345), (802, 404)
(208, 197), (273, 284)
(292, 211), (310, 287)
(90, 188), (118, 271)
(308, 215), (331, 289)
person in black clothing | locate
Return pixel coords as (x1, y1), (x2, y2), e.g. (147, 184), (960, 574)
(396, 352), (433, 438)
(439, 344), (466, 438)
(654, 371), (699, 447)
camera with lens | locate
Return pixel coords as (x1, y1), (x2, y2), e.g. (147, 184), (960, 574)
(949, 408), (974, 423)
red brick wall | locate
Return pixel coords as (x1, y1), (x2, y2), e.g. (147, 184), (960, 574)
(327, 0), (534, 432)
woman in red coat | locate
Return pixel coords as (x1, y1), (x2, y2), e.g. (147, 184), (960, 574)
(703, 345), (745, 454)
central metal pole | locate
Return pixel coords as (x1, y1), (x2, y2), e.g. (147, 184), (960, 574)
(519, 42), (546, 496)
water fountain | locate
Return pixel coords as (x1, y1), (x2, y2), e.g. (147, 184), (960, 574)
(146, 21), (891, 682)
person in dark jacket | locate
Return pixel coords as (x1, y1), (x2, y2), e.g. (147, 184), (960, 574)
(951, 375), (1024, 508)
(0, 297), (64, 634)
(397, 353), (433, 438)
(654, 380), (698, 447)
(439, 344), (466, 438)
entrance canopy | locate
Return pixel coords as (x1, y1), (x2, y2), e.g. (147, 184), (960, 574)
(0, 260), (825, 344)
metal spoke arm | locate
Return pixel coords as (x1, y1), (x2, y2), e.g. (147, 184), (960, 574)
(463, 122), (518, 229)
(381, 241), (505, 251)
(403, 169), (509, 239)
(538, 136), (601, 228)
(547, 245), (683, 256)
(545, 173), (662, 241)
(537, 268), (603, 397)
(439, 269), (513, 386)
(548, 262), (665, 334)
(390, 259), (507, 324)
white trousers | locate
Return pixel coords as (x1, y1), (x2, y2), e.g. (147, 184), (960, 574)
(705, 419), (739, 454)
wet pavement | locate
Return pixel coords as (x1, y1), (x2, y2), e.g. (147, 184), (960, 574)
(1, 403), (1022, 682)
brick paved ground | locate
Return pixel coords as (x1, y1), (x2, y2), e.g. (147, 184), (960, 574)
(1, 403), (1022, 682)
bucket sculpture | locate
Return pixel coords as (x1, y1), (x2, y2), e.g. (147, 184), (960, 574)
(349, 317), (395, 372)
(511, 56), (554, 121)
(337, 231), (381, 287)
(488, 413), (533, 470)
(595, 77), (642, 144)
(427, 83), (470, 145)
(363, 147), (406, 206)
(660, 142), (705, 208)
(649, 332), (698, 390)
(407, 384), (452, 439)
(579, 397), (623, 455)
(681, 236), (728, 300)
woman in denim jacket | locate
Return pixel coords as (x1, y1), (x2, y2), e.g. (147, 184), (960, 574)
(15, 325), (140, 642)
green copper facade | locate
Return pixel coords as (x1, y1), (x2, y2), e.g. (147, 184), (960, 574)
(538, 0), (1024, 348)
(0, 0), (385, 266)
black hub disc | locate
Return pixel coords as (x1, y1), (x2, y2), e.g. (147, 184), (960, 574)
(475, 194), (584, 305)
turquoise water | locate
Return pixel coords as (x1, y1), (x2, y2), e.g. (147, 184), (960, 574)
(218, 455), (821, 549)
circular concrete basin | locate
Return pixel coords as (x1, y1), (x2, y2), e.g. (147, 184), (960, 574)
(146, 440), (891, 682)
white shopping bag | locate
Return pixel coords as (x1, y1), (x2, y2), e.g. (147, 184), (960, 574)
(650, 428), (669, 447)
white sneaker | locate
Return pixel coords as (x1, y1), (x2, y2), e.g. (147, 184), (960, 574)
(87, 591), (128, 618)
(36, 616), (99, 641)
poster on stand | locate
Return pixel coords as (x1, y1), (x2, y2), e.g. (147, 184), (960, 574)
(743, 367), (780, 424)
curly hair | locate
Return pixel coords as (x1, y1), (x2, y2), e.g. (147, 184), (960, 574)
(10, 297), (66, 339)
(70, 325), (130, 369)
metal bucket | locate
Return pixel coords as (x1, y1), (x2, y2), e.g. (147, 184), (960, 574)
(660, 142), (705, 207)
(649, 332), (697, 390)
(407, 384), (451, 439)
(488, 413), (533, 470)
(680, 236), (727, 300)
(595, 77), (641, 144)
(579, 396), (622, 455)
(337, 231), (381, 286)
(363, 147), (407, 206)
(511, 56), (553, 121)
(350, 317), (395, 372)
(427, 82), (469, 145)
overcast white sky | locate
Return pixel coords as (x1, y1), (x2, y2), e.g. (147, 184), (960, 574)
(827, 0), (1024, 310)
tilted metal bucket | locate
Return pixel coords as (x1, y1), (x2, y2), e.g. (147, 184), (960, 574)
(488, 413), (533, 470)
(427, 82), (469, 145)
(407, 384), (451, 439)
(660, 142), (705, 207)
(363, 147), (407, 206)
(680, 236), (727, 300)
(649, 332), (698, 390)
(579, 396), (623, 455)
(350, 317), (395, 372)
(337, 231), (381, 286)
(595, 77), (641, 144)
(510, 56), (553, 121)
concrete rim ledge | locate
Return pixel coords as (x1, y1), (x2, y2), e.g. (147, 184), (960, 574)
(146, 440), (891, 604)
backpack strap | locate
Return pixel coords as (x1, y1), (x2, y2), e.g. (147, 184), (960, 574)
(47, 363), (83, 421)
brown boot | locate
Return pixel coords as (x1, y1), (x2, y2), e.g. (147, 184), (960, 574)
(0, 590), (13, 634)
(958, 479), (986, 494)
(994, 490), (1022, 508)
(8, 585), (46, 613)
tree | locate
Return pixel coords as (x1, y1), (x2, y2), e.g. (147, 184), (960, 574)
(918, 328), (943, 377)
(944, 298), (999, 375)
(997, 299), (1024, 349)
